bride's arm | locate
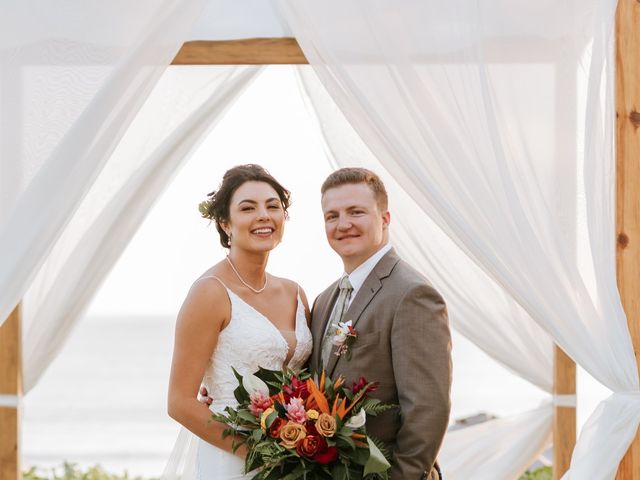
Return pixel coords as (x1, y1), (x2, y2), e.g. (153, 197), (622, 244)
(167, 278), (247, 457)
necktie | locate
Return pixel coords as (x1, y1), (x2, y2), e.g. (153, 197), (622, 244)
(320, 276), (353, 368)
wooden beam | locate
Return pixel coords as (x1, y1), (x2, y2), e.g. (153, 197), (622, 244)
(168, 38), (567, 66)
(0, 304), (21, 480)
(616, 0), (640, 478)
(171, 38), (308, 65)
(552, 345), (576, 480)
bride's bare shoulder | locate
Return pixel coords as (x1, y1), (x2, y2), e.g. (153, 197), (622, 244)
(189, 262), (229, 295)
(178, 267), (231, 325)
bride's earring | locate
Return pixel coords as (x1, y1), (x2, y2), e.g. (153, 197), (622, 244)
(227, 231), (232, 246)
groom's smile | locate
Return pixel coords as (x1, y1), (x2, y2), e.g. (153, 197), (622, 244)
(321, 182), (390, 273)
(336, 233), (361, 241)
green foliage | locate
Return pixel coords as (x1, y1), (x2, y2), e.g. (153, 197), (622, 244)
(23, 463), (153, 480)
(360, 398), (397, 417)
(519, 466), (552, 480)
(367, 436), (392, 463)
(335, 429), (356, 450)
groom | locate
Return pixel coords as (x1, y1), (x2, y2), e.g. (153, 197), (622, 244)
(313, 168), (451, 480)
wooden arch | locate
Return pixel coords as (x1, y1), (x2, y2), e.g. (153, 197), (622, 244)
(2, 2), (639, 477)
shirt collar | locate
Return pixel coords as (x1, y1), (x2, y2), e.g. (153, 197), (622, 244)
(344, 243), (392, 298)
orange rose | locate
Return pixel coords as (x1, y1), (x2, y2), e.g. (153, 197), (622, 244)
(279, 421), (307, 448)
(315, 413), (337, 437)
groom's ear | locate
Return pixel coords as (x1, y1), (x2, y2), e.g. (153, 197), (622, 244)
(382, 211), (391, 229)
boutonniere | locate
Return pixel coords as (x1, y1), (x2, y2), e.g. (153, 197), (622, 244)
(331, 320), (358, 360)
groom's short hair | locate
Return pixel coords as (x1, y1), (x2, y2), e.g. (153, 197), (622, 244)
(321, 167), (388, 211)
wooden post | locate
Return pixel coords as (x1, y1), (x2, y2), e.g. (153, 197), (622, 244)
(616, 0), (640, 478)
(0, 304), (21, 480)
(550, 41), (578, 479)
(553, 345), (576, 480)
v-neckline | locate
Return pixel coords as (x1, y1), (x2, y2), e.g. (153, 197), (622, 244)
(225, 289), (302, 365)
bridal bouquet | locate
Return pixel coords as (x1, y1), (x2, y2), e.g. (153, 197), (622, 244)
(211, 368), (395, 480)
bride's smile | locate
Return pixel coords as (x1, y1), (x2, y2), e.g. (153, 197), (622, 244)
(223, 180), (286, 253)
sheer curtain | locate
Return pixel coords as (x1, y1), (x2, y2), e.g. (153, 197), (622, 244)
(440, 406), (552, 480)
(282, 1), (637, 478)
(297, 65), (552, 479)
(0, 0), (204, 324)
(21, 66), (262, 392)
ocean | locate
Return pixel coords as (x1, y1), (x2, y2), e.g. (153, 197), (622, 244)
(22, 314), (610, 476)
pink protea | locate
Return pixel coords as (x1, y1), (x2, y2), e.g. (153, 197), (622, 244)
(286, 397), (307, 424)
(249, 390), (273, 417)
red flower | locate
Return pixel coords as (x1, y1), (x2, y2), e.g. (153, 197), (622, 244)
(283, 377), (310, 402)
(296, 435), (323, 457)
(306, 422), (319, 436)
(268, 417), (286, 439)
(313, 445), (338, 465)
(352, 377), (378, 396)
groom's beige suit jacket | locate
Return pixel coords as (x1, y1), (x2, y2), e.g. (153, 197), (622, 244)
(310, 249), (451, 480)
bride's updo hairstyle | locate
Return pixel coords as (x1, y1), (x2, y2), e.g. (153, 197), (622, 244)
(199, 164), (291, 248)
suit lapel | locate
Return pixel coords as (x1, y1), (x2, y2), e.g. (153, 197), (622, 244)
(325, 249), (400, 378)
(312, 282), (339, 372)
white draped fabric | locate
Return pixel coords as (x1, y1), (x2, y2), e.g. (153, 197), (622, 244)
(281, 1), (637, 478)
(297, 65), (552, 479)
(0, 0), (205, 325)
(297, 66), (554, 393)
(439, 404), (553, 480)
(21, 66), (261, 392)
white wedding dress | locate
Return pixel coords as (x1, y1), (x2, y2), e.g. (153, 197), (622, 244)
(162, 277), (313, 480)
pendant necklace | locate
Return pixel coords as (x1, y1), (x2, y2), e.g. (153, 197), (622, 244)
(226, 256), (268, 294)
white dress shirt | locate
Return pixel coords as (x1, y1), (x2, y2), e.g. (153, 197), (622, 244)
(343, 243), (392, 308)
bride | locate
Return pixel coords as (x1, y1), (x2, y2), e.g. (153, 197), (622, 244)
(166, 164), (313, 479)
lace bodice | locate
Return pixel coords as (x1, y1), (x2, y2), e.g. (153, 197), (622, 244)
(200, 280), (313, 412)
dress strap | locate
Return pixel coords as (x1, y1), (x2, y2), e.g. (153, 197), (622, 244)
(193, 275), (230, 291)
(192, 276), (234, 331)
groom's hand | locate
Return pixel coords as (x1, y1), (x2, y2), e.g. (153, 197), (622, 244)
(198, 385), (213, 406)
